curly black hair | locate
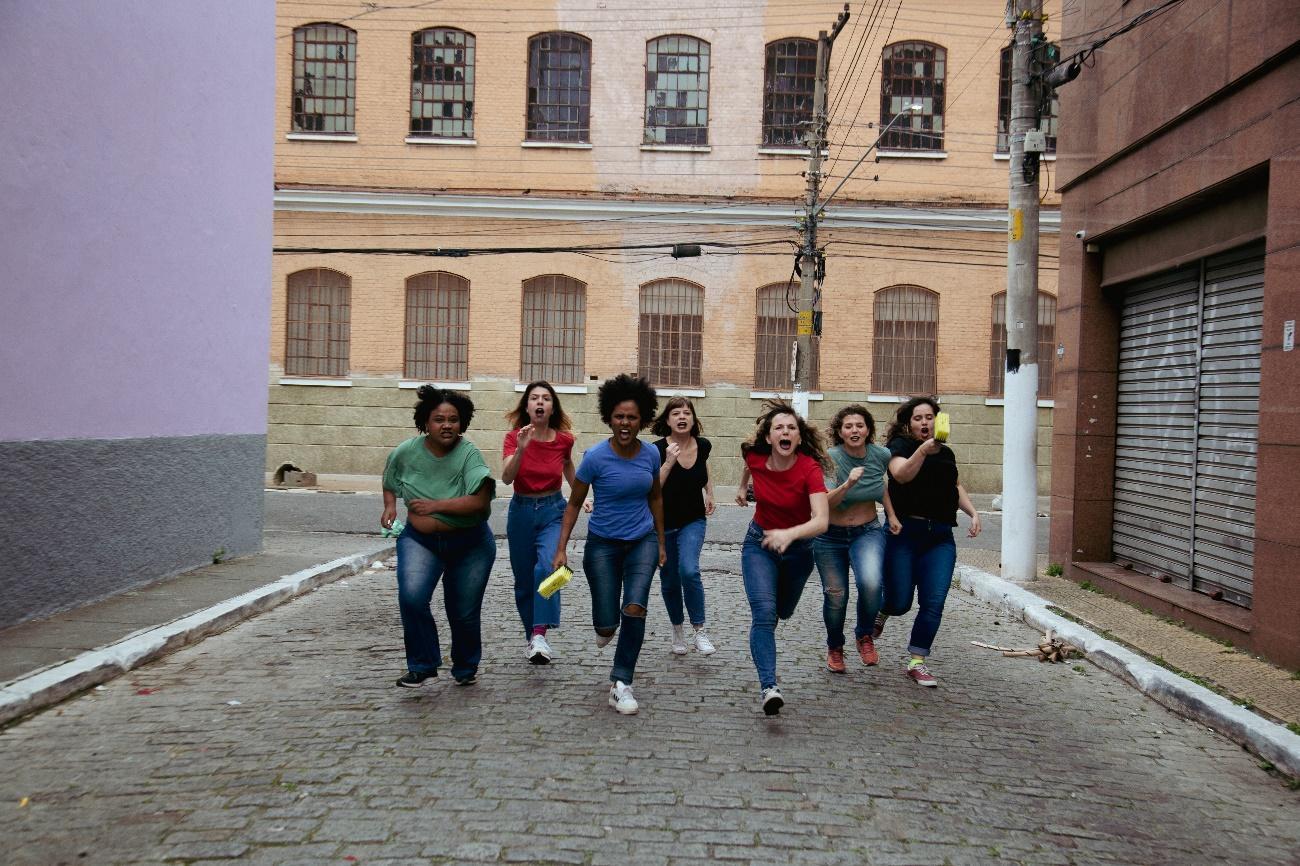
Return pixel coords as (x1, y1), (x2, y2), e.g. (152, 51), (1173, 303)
(506, 380), (572, 431)
(413, 384), (475, 433)
(651, 396), (703, 438)
(828, 404), (875, 446)
(740, 401), (831, 472)
(883, 396), (940, 443)
(596, 373), (657, 428)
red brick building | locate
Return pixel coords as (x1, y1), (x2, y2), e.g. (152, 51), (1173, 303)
(1051, 0), (1299, 668)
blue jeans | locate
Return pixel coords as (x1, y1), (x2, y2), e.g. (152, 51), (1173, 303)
(584, 531), (658, 684)
(507, 492), (565, 635)
(660, 518), (707, 626)
(395, 522), (496, 680)
(741, 521), (815, 691)
(813, 521), (886, 649)
(882, 517), (957, 657)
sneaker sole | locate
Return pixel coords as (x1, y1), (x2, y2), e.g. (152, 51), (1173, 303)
(527, 653), (551, 665)
(608, 697), (639, 715)
(696, 647), (716, 656)
(762, 695), (784, 716)
(455, 677), (478, 686)
(671, 647), (688, 655)
(907, 674), (938, 687)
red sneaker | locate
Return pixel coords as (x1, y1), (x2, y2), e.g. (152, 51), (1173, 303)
(856, 634), (880, 666)
(906, 662), (938, 687)
(826, 647), (846, 673)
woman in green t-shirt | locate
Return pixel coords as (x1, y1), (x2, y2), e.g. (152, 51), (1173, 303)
(381, 385), (496, 689)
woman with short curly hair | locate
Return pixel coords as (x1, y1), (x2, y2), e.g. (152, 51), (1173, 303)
(553, 374), (665, 715)
(381, 385), (496, 689)
(734, 402), (830, 715)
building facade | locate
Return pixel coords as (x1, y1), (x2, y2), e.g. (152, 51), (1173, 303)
(270, 1), (1062, 491)
(1051, 0), (1299, 667)
(0, 3), (274, 627)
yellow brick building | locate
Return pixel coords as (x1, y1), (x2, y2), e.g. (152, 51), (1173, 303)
(270, 0), (1062, 491)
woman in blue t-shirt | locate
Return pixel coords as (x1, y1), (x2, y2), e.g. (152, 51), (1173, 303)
(879, 396), (981, 688)
(813, 405), (899, 674)
(553, 374), (665, 715)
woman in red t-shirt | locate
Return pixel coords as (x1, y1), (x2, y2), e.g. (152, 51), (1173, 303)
(502, 381), (576, 666)
(734, 402), (830, 715)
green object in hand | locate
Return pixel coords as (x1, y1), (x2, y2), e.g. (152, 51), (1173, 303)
(382, 519), (405, 538)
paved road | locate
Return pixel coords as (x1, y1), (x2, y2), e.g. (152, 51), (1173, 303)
(266, 489), (1049, 554)
(3, 545), (1295, 865)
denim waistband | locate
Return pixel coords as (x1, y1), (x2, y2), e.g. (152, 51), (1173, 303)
(509, 491), (563, 509)
(900, 515), (956, 533)
(745, 520), (810, 548)
(400, 520), (490, 553)
(820, 520), (881, 539)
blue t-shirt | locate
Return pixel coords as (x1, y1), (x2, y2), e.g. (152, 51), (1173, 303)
(576, 439), (661, 541)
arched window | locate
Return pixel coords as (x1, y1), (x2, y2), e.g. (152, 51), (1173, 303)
(291, 24), (357, 134)
(405, 272), (469, 381)
(763, 38), (818, 148)
(988, 291), (1057, 397)
(285, 268), (350, 377)
(996, 44), (1058, 154)
(638, 279), (704, 387)
(754, 283), (819, 390)
(871, 285), (938, 395)
(526, 32), (591, 143)
(644, 35), (710, 146)
(410, 28), (475, 140)
(879, 41), (945, 151)
(521, 275), (586, 383)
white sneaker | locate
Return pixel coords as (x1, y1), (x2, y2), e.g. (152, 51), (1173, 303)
(671, 624), (688, 655)
(527, 634), (552, 665)
(761, 686), (784, 716)
(609, 681), (639, 715)
(693, 628), (716, 655)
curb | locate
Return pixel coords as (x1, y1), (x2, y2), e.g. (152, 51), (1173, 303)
(953, 563), (1300, 778)
(0, 543), (395, 728)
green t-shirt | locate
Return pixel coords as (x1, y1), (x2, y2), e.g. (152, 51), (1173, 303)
(828, 443), (891, 509)
(382, 436), (496, 528)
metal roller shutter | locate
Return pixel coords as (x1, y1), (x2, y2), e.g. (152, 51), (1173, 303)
(1111, 241), (1264, 606)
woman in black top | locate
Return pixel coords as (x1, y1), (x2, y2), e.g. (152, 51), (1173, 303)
(651, 397), (717, 656)
(879, 397), (980, 688)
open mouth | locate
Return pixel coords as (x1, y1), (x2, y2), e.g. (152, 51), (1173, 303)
(533, 407), (545, 418)
(920, 427), (931, 438)
(777, 438), (793, 451)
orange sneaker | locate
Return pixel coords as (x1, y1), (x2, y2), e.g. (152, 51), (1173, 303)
(856, 634), (880, 666)
(826, 647), (846, 673)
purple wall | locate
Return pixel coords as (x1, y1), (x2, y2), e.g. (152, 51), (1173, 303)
(0, 2), (274, 441)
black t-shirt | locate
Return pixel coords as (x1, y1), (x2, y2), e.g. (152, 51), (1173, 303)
(887, 436), (959, 526)
(654, 436), (711, 530)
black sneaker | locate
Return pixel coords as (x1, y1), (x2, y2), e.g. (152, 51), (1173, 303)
(454, 673), (478, 686)
(761, 686), (784, 716)
(395, 670), (435, 688)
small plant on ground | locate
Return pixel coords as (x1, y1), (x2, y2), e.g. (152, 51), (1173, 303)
(212, 548), (226, 564)
(1045, 562), (1064, 577)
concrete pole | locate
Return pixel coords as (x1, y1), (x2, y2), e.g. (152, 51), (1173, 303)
(793, 31), (829, 421)
(1001, 0), (1043, 581)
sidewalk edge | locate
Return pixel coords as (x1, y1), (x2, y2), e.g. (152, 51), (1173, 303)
(0, 543), (394, 727)
(954, 563), (1300, 779)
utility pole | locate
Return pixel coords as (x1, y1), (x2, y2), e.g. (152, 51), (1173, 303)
(1002, 0), (1045, 581)
(794, 3), (849, 419)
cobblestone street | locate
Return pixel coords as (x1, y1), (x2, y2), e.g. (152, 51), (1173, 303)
(3, 544), (1297, 866)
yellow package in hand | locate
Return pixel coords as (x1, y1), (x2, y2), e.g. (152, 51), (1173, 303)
(538, 565), (573, 599)
(934, 412), (951, 442)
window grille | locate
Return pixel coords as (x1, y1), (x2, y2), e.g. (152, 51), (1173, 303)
(644, 36), (710, 146)
(996, 44), (1058, 154)
(988, 292), (1056, 397)
(762, 38), (818, 148)
(411, 28), (474, 139)
(285, 268), (350, 377)
(871, 285), (938, 395)
(638, 279), (704, 387)
(526, 32), (591, 143)
(405, 272), (469, 381)
(521, 275), (586, 383)
(292, 24), (356, 134)
(754, 283), (820, 390)
(879, 41), (945, 151)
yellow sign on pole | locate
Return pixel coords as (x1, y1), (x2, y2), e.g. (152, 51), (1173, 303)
(1009, 208), (1023, 241)
(797, 310), (814, 336)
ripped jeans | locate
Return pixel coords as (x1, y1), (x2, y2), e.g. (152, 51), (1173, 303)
(584, 531), (658, 684)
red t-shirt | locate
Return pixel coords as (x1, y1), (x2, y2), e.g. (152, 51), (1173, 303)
(745, 450), (827, 530)
(503, 428), (574, 495)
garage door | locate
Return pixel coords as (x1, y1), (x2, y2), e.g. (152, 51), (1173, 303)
(1112, 241), (1263, 606)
